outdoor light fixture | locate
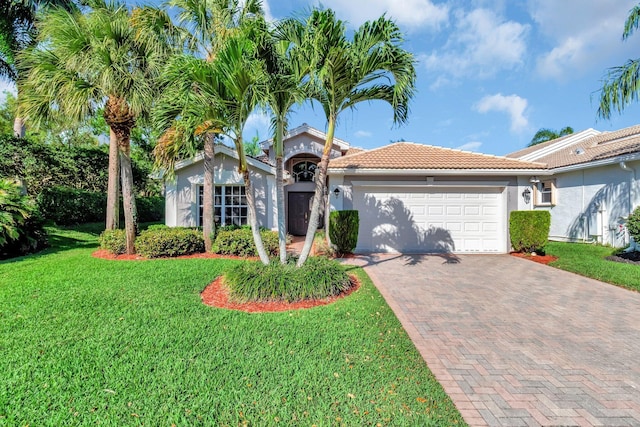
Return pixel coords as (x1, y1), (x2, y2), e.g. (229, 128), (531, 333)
(529, 176), (540, 184)
(333, 187), (341, 198)
(522, 188), (531, 204)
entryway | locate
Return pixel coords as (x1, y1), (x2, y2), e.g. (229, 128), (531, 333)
(288, 192), (314, 236)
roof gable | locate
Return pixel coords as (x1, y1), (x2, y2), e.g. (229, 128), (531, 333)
(328, 142), (547, 171)
(173, 144), (275, 174)
(259, 123), (350, 151)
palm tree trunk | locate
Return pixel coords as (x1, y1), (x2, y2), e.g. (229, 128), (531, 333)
(297, 118), (335, 267)
(119, 136), (138, 255)
(203, 133), (215, 251)
(13, 117), (25, 138)
(275, 121), (287, 264)
(106, 128), (120, 230)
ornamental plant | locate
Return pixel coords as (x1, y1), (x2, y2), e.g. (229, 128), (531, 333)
(509, 210), (551, 253)
(0, 178), (47, 258)
(626, 205), (640, 244)
(329, 210), (359, 256)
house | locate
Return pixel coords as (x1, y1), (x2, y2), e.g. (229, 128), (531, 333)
(507, 125), (640, 247)
(165, 123), (551, 254)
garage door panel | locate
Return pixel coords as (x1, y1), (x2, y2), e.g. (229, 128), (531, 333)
(354, 187), (505, 254)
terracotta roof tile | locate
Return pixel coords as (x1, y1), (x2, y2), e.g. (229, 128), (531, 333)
(328, 142), (547, 170)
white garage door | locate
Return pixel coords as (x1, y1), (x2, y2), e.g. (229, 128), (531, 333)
(353, 186), (506, 253)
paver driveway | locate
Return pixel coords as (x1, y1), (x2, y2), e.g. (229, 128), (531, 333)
(344, 254), (640, 426)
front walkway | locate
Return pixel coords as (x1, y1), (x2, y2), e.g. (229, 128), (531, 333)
(343, 254), (640, 426)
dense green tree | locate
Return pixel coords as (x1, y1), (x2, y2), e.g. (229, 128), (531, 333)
(528, 126), (574, 146)
(19, 0), (178, 253)
(279, 9), (416, 266)
(598, 3), (640, 118)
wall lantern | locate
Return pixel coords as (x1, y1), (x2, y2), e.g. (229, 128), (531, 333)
(529, 176), (540, 184)
(522, 188), (531, 204)
(333, 187), (341, 198)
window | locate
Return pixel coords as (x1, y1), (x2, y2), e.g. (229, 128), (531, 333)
(292, 161), (317, 182)
(198, 185), (247, 226)
(534, 180), (556, 206)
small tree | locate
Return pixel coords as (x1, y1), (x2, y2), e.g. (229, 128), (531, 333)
(329, 210), (359, 256)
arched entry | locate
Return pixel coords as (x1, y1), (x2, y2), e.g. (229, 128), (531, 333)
(286, 155), (323, 235)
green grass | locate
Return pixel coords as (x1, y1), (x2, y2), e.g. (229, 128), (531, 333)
(545, 241), (640, 291)
(0, 227), (465, 426)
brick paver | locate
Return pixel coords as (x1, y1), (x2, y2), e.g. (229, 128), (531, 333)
(344, 254), (640, 427)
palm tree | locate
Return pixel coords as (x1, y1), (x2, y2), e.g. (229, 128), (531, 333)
(148, 0), (263, 252)
(281, 9), (417, 266)
(0, 0), (76, 137)
(155, 32), (271, 264)
(18, 0), (177, 253)
(528, 126), (574, 146)
(598, 3), (640, 119)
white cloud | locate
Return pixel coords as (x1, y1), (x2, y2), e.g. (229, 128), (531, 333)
(354, 130), (372, 138)
(422, 8), (529, 82)
(0, 79), (16, 105)
(261, 0), (275, 22)
(474, 93), (529, 133)
(318, 0), (449, 30)
(456, 141), (482, 152)
(243, 111), (271, 141)
(530, 0), (637, 79)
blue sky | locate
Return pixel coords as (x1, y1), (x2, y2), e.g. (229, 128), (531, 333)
(3, 0), (640, 156)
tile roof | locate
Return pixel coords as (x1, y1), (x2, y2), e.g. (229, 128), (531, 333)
(328, 142), (547, 170)
(508, 125), (640, 169)
(343, 147), (366, 156)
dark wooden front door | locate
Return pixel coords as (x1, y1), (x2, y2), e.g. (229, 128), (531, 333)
(288, 192), (315, 236)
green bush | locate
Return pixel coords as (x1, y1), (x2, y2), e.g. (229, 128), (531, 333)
(212, 226), (279, 257)
(225, 256), (352, 302)
(99, 229), (126, 255)
(0, 179), (47, 259)
(38, 186), (105, 225)
(136, 227), (204, 258)
(509, 210), (551, 253)
(329, 210), (359, 255)
(136, 196), (164, 223)
(627, 205), (640, 243)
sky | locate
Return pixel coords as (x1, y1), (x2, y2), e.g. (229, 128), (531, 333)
(3, 0), (640, 156)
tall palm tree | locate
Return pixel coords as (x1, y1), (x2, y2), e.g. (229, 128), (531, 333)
(281, 9), (417, 266)
(528, 126), (574, 146)
(598, 3), (640, 118)
(155, 32), (271, 264)
(0, 0), (76, 137)
(148, 0), (263, 252)
(18, 0), (177, 253)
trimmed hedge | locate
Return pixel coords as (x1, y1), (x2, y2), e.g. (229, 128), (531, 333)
(37, 186), (164, 225)
(627, 205), (640, 243)
(224, 256), (352, 302)
(329, 210), (359, 255)
(212, 226), (279, 257)
(136, 227), (204, 258)
(99, 229), (126, 255)
(509, 210), (551, 253)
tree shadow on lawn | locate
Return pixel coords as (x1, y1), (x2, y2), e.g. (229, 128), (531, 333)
(0, 233), (98, 265)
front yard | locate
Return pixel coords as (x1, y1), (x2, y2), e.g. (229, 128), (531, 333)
(0, 227), (465, 426)
(545, 241), (640, 291)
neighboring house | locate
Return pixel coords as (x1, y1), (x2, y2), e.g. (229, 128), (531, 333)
(165, 123), (549, 254)
(507, 125), (640, 247)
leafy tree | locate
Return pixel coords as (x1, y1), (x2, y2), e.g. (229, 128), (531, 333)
(280, 9), (416, 266)
(598, 3), (640, 118)
(18, 0), (178, 254)
(528, 126), (574, 146)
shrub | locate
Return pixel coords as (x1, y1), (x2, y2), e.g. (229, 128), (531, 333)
(136, 196), (164, 222)
(0, 179), (47, 259)
(212, 226), (279, 257)
(99, 229), (126, 255)
(627, 205), (640, 244)
(329, 210), (359, 256)
(136, 227), (204, 258)
(38, 186), (105, 225)
(225, 256), (352, 302)
(509, 210), (551, 253)
(313, 231), (335, 257)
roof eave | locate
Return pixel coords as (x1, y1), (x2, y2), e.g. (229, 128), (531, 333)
(550, 151), (640, 173)
(327, 168), (551, 176)
(173, 145), (275, 174)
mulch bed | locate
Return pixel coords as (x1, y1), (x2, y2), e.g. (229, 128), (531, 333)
(605, 251), (640, 265)
(510, 252), (558, 265)
(200, 275), (360, 313)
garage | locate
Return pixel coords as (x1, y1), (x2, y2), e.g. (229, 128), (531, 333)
(352, 186), (506, 253)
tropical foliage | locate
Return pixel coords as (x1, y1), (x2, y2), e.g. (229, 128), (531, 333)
(598, 3), (640, 118)
(627, 205), (640, 242)
(0, 178), (47, 258)
(528, 126), (574, 146)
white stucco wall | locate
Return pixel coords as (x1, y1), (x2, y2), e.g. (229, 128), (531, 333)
(168, 153), (273, 228)
(268, 133), (343, 164)
(536, 160), (640, 247)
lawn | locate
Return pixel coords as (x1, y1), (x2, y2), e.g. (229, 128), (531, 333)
(545, 241), (640, 292)
(0, 226), (465, 426)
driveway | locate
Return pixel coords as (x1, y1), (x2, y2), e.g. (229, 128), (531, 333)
(344, 254), (640, 426)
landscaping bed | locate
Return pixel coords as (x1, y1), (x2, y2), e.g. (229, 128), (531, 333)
(606, 251), (640, 265)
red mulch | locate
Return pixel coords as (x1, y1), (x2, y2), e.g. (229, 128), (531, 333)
(92, 249), (257, 261)
(200, 275), (361, 313)
(510, 252), (558, 265)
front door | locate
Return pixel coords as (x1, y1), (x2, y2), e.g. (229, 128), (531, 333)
(288, 192), (315, 236)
